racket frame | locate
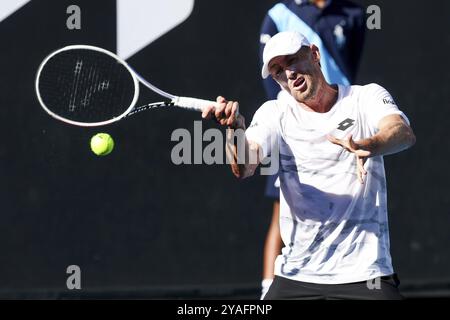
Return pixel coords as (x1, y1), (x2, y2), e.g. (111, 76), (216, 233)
(36, 44), (222, 127)
(36, 45), (140, 127)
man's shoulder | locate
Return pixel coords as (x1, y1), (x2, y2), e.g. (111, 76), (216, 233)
(337, 84), (390, 108)
(255, 99), (281, 115)
(343, 83), (396, 111)
(251, 98), (287, 124)
(347, 83), (387, 95)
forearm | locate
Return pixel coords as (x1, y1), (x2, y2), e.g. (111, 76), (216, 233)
(357, 121), (416, 157)
(225, 120), (260, 179)
(201, 97), (262, 178)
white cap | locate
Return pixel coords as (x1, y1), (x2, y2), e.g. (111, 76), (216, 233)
(261, 31), (310, 79)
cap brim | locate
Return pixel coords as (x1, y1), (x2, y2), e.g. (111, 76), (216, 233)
(261, 64), (270, 79)
(260, 47), (305, 79)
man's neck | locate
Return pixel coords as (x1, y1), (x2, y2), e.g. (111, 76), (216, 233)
(300, 83), (338, 113)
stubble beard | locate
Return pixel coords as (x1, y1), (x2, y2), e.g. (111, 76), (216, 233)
(291, 76), (318, 104)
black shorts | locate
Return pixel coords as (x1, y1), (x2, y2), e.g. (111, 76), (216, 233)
(264, 274), (403, 300)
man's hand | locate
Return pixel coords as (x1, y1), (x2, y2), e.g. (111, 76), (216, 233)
(201, 96), (245, 129)
(328, 114), (416, 184)
(327, 134), (371, 184)
(201, 96), (259, 179)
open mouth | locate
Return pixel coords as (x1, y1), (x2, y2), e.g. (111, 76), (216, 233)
(293, 77), (306, 90)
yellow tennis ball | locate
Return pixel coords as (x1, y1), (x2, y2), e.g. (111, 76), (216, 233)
(90, 133), (114, 156)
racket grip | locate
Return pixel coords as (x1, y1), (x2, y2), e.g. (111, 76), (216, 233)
(173, 96), (240, 116)
(173, 97), (215, 112)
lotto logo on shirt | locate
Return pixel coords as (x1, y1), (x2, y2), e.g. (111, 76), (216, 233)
(337, 118), (355, 131)
(382, 97), (396, 105)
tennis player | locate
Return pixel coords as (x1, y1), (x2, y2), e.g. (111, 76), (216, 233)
(202, 31), (416, 299)
(258, 0), (366, 299)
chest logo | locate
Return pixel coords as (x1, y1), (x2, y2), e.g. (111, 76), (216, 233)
(337, 118), (355, 131)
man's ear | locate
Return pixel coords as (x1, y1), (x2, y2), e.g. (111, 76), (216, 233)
(310, 44), (321, 66)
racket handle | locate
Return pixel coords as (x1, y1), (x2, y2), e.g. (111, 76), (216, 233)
(173, 96), (240, 116)
(173, 96), (215, 111)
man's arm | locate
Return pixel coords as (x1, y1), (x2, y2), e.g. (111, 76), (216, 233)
(356, 114), (416, 157)
(327, 114), (416, 183)
(202, 96), (262, 179)
(226, 129), (261, 179)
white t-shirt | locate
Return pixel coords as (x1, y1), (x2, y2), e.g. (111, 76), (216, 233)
(246, 83), (409, 284)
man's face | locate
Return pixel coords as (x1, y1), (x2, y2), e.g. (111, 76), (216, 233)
(268, 46), (321, 103)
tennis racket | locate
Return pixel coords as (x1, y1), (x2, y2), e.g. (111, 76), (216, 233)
(35, 45), (218, 127)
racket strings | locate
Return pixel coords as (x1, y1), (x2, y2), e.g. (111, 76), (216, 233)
(37, 48), (136, 124)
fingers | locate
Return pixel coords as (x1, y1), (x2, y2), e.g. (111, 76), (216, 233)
(329, 133), (369, 184)
(356, 155), (367, 184)
(201, 96), (225, 120)
(347, 134), (358, 151)
(226, 101), (239, 126)
(327, 134), (351, 150)
(216, 101), (231, 126)
(357, 157), (363, 184)
(203, 96), (239, 127)
(201, 104), (215, 119)
(355, 149), (371, 157)
(327, 134), (342, 146)
(328, 134), (372, 158)
(327, 134), (352, 153)
(201, 104), (216, 120)
(214, 96), (227, 119)
(359, 157), (367, 176)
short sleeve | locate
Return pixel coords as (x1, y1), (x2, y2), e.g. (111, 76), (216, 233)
(245, 101), (280, 159)
(361, 83), (410, 130)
